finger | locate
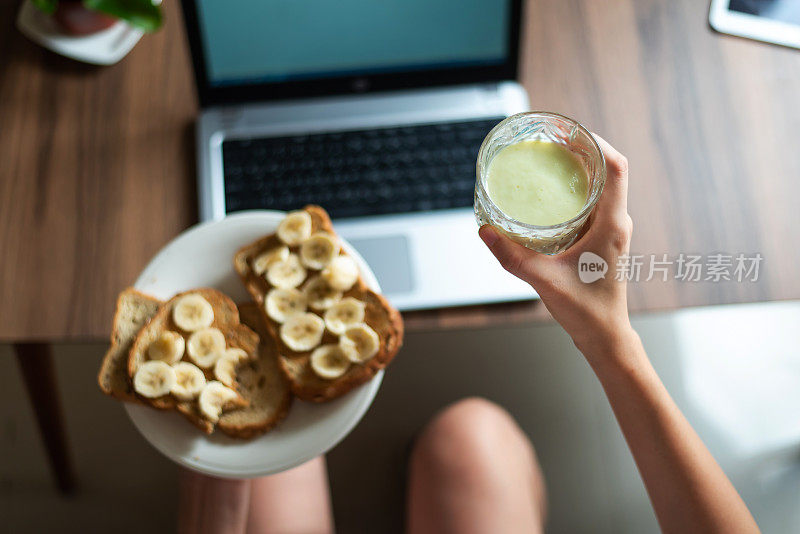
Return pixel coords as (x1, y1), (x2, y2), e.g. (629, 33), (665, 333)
(592, 133), (629, 220)
(479, 225), (554, 286)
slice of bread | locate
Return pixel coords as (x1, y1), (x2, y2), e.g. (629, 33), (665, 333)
(173, 305), (293, 437)
(96, 288), (221, 434)
(97, 288), (161, 402)
(233, 205), (404, 402)
(127, 288), (258, 432)
(100, 288), (293, 438)
(216, 303), (293, 439)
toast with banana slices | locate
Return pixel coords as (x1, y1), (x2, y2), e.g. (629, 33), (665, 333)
(233, 205), (404, 402)
(175, 303), (292, 438)
(127, 288), (256, 433)
(98, 288), (293, 438)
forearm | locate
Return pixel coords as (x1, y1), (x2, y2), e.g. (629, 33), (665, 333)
(479, 134), (759, 531)
(584, 329), (759, 534)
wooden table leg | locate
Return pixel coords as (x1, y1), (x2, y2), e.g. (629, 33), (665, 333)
(14, 343), (77, 494)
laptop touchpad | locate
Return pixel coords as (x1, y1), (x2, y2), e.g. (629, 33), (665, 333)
(347, 235), (414, 295)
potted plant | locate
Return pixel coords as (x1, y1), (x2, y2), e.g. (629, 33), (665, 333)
(31, 0), (162, 35)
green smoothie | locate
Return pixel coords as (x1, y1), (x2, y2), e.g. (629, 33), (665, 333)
(486, 140), (589, 226)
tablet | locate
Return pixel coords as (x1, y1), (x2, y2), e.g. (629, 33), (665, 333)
(709, 0), (800, 49)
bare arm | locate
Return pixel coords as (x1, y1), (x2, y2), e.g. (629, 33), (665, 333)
(479, 136), (759, 534)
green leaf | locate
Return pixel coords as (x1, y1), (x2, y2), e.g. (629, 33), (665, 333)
(82, 0), (162, 32)
(31, 0), (58, 15)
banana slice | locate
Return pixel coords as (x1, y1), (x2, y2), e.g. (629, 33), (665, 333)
(340, 323), (380, 363)
(187, 327), (226, 368)
(277, 211), (313, 246)
(224, 347), (250, 361)
(310, 344), (352, 379)
(265, 288), (307, 323)
(253, 246), (290, 275)
(300, 232), (339, 270)
(267, 254), (307, 289)
(133, 360), (176, 398)
(303, 275), (342, 311)
(324, 297), (366, 335)
(280, 312), (325, 352)
(147, 331), (185, 364)
(172, 294), (214, 332)
(213, 348), (249, 387)
(170, 361), (206, 400)
(198, 381), (240, 423)
(321, 255), (359, 291)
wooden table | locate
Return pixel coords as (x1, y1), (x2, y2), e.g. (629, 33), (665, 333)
(1, 0), (799, 490)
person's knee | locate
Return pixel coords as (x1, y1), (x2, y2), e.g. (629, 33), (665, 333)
(412, 397), (532, 478)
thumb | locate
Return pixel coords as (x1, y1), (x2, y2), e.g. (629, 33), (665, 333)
(479, 225), (553, 286)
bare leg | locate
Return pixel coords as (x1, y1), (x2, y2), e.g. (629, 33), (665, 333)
(178, 469), (251, 534)
(247, 456), (334, 534)
(407, 397), (547, 534)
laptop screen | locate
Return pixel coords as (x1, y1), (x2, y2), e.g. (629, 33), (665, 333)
(196, 0), (511, 87)
(183, 0), (521, 105)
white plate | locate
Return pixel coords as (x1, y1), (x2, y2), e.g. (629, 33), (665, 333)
(16, 0), (146, 66)
(125, 211), (384, 478)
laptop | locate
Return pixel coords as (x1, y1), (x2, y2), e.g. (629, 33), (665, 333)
(180, 0), (534, 310)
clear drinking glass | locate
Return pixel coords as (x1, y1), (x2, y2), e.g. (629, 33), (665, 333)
(474, 111), (606, 254)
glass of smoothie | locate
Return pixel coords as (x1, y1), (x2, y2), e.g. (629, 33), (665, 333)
(474, 112), (606, 254)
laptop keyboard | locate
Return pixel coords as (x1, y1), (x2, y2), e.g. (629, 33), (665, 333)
(221, 117), (503, 219)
